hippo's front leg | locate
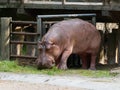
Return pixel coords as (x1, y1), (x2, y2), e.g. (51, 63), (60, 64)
(58, 47), (72, 70)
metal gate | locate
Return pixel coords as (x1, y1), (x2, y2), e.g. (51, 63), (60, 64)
(10, 20), (38, 60)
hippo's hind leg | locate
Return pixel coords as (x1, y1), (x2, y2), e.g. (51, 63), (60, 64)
(80, 54), (87, 69)
(80, 54), (90, 69)
(89, 53), (97, 70)
(80, 53), (92, 69)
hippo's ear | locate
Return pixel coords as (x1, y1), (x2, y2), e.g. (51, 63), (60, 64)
(48, 41), (54, 45)
(38, 41), (42, 44)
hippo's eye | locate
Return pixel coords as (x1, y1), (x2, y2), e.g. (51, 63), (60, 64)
(46, 43), (53, 49)
(46, 48), (53, 53)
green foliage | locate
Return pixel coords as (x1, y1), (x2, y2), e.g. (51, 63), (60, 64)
(0, 60), (62, 75)
(40, 67), (62, 75)
(0, 60), (117, 77)
(63, 69), (115, 78)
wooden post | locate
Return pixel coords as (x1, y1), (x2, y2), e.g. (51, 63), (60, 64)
(113, 30), (118, 64)
(98, 30), (106, 64)
(92, 16), (96, 26)
(36, 17), (42, 56)
(62, 0), (65, 5)
(0, 19), (1, 58)
(37, 17), (42, 40)
(117, 23), (120, 65)
(0, 17), (12, 60)
(107, 30), (117, 65)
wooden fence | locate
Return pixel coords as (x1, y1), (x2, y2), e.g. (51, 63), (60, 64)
(0, 17), (120, 66)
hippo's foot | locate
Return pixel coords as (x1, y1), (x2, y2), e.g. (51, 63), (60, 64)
(58, 64), (68, 70)
(82, 67), (88, 70)
(89, 67), (96, 70)
(82, 65), (88, 70)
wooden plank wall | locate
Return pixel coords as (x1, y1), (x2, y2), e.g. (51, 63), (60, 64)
(97, 23), (120, 65)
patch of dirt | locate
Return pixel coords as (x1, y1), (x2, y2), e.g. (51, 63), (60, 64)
(110, 67), (120, 74)
(0, 80), (85, 90)
(0, 72), (120, 90)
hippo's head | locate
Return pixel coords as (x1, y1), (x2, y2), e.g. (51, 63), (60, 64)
(36, 40), (60, 69)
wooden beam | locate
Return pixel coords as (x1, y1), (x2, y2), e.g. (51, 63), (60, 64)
(117, 23), (120, 65)
(0, 17), (12, 60)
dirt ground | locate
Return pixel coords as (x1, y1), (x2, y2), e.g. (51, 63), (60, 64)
(0, 72), (120, 90)
(0, 80), (85, 90)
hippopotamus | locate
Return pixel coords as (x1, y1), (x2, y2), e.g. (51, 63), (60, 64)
(36, 18), (101, 70)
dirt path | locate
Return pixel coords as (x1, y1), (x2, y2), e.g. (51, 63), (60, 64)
(0, 72), (120, 90)
(0, 80), (84, 90)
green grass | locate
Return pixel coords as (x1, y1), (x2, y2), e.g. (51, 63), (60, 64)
(0, 60), (35, 73)
(0, 60), (62, 75)
(0, 60), (117, 78)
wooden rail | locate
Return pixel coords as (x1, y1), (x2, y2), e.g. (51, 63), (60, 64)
(10, 41), (37, 45)
(11, 32), (39, 35)
(0, 0), (104, 5)
(11, 21), (37, 25)
(0, 0), (120, 11)
(10, 55), (37, 59)
(24, 0), (103, 5)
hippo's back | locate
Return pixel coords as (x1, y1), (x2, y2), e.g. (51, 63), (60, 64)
(49, 18), (97, 36)
(45, 19), (101, 53)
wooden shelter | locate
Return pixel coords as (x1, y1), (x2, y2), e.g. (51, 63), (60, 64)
(0, 0), (120, 66)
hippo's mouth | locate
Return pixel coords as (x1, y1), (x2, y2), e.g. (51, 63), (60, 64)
(37, 64), (54, 70)
(37, 66), (52, 70)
